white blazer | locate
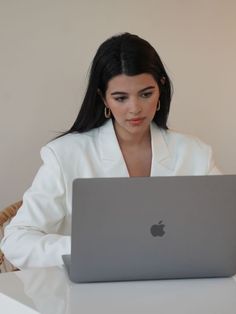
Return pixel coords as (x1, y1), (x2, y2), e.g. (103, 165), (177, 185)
(1, 120), (220, 269)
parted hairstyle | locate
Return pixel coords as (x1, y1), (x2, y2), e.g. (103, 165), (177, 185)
(60, 32), (173, 136)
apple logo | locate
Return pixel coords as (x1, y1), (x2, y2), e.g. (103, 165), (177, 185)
(150, 220), (165, 237)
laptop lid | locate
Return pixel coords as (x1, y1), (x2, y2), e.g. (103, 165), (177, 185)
(64, 175), (236, 283)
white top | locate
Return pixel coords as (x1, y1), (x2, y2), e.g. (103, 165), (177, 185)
(1, 120), (220, 269)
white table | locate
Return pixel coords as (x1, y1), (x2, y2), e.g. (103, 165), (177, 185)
(0, 267), (236, 314)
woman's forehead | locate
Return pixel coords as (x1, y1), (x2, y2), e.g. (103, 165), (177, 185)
(106, 73), (158, 93)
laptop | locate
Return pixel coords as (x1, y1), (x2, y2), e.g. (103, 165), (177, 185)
(63, 175), (236, 283)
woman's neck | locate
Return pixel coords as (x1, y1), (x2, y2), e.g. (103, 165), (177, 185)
(113, 122), (152, 177)
(114, 122), (151, 148)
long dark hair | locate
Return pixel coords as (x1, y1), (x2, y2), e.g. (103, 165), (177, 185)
(60, 33), (172, 136)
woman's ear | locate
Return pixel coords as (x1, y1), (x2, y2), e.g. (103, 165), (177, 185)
(97, 89), (107, 105)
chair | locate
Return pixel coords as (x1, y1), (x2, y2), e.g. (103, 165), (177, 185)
(0, 200), (22, 273)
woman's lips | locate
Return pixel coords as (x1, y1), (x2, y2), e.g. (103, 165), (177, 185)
(127, 117), (145, 125)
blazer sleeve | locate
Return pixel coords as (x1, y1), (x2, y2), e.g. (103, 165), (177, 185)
(1, 146), (71, 269)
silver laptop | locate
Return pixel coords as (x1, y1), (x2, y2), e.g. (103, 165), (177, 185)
(63, 175), (236, 283)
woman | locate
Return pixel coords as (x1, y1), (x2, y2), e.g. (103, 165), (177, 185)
(1, 33), (220, 269)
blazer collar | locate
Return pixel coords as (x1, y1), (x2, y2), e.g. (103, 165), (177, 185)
(150, 123), (174, 176)
(98, 120), (174, 177)
(98, 120), (129, 177)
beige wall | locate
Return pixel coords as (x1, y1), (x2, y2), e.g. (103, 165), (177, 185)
(0, 0), (236, 208)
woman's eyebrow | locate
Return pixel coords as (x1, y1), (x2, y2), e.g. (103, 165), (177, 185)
(139, 86), (156, 92)
(110, 86), (156, 96)
(111, 91), (128, 95)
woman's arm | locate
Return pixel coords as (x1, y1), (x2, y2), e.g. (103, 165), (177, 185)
(0, 146), (71, 269)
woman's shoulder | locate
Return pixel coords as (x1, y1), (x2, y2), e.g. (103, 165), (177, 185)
(164, 128), (209, 147)
(167, 129), (211, 155)
(152, 125), (219, 174)
(152, 124), (212, 155)
(37, 128), (101, 167)
(45, 120), (114, 151)
(45, 127), (101, 152)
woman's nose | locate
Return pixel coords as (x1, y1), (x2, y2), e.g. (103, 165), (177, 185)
(129, 98), (142, 114)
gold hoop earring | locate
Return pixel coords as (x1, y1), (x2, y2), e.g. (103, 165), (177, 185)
(156, 100), (161, 112)
(104, 107), (111, 119)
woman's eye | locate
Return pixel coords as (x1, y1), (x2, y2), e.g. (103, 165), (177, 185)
(141, 92), (152, 98)
(114, 96), (127, 102)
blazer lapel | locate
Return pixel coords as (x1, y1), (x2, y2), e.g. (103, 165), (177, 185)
(98, 120), (129, 177)
(98, 120), (174, 177)
(150, 124), (174, 176)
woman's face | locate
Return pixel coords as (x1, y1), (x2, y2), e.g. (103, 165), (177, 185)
(104, 73), (160, 140)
